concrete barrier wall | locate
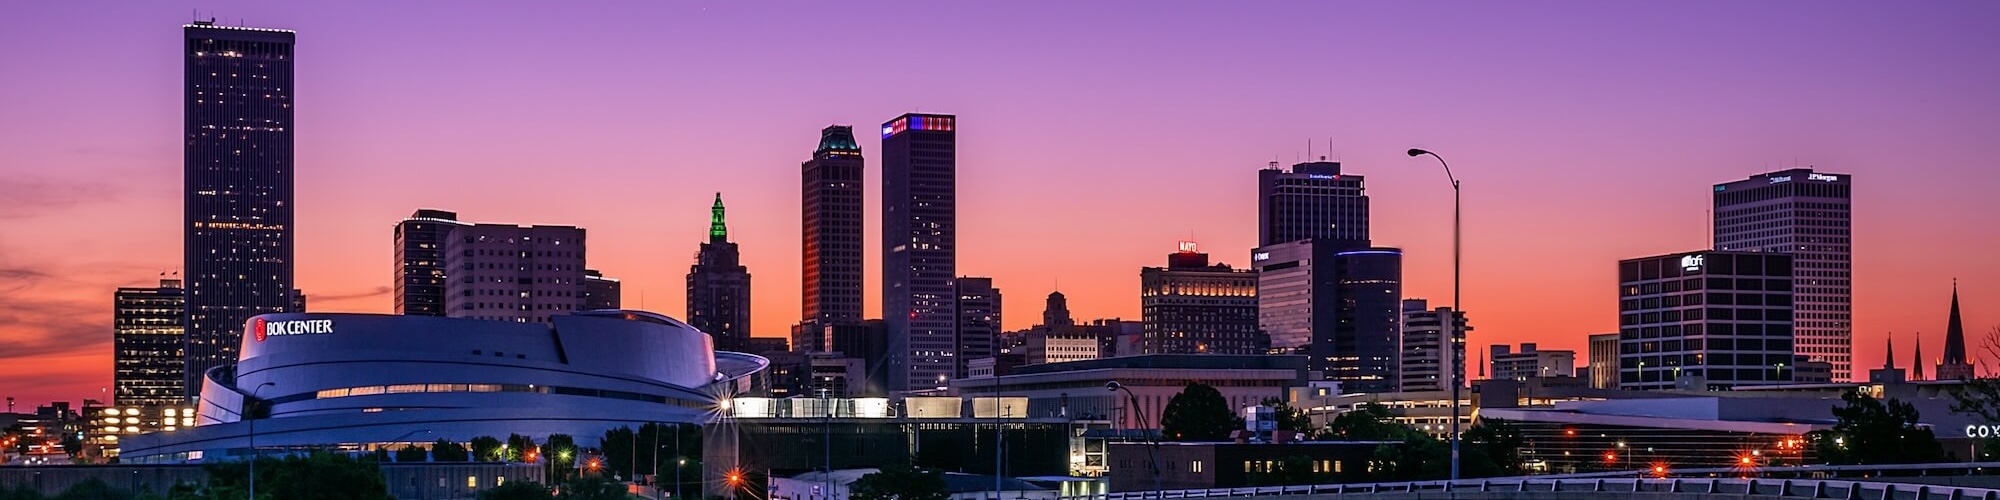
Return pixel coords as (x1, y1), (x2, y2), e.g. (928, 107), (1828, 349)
(0, 462), (546, 500)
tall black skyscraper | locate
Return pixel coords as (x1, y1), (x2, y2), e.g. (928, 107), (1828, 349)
(690, 193), (752, 351)
(1714, 169), (1852, 380)
(882, 113), (958, 392)
(955, 277), (1002, 378)
(799, 125), (866, 350)
(394, 209), (465, 316)
(1258, 161), (1369, 246)
(115, 278), (187, 406)
(183, 21), (296, 397)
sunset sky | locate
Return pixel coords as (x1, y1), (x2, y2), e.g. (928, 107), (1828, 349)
(2, 1), (1997, 407)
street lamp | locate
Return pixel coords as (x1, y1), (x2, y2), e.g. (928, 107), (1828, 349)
(247, 382), (276, 500)
(1407, 148), (1463, 481)
(1106, 381), (1161, 497)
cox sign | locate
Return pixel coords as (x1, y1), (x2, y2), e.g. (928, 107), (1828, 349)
(1966, 424), (2000, 438)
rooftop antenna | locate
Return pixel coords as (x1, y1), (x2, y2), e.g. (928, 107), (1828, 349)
(1306, 139), (1313, 163)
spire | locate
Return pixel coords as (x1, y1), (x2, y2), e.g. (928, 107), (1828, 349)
(708, 193), (728, 241)
(1913, 332), (1924, 381)
(1944, 280), (1968, 365)
(1884, 333), (1896, 370)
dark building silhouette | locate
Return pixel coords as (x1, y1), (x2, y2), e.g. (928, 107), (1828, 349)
(394, 209), (463, 316)
(1617, 251), (1795, 390)
(1258, 160), (1369, 247)
(882, 113), (958, 391)
(955, 277), (1002, 378)
(115, 278), (187, 406)
(1714, 169), (1853, 380)
(1042, 291), (1074, 329)
(690, 194), (752, 351)
(183, 21), (297, 397)
(583, 269), (621, 310)
(441, 221), (586, 323)
(1253, 240), (1403, 391)
(1938, 282), (1974, 380)
(1140, 243), (1262, 355)
(801, 126), (866, 337)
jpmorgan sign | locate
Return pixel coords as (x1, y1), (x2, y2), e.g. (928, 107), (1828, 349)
(252, 318), (335, 342)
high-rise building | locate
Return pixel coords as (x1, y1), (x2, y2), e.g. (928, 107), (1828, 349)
(802, 125), (866, 330)
(1489, 343), (1574, 382)
(1714, 169), (1852, 380)
(1258, 160), (1369, 246)
(441, 222), (587, 324)
(395, 209), (467, 316)
(182, 21), (297, 398)
(115, 278), (187, 407)
(689, 193), (753, 352)
(1253, 240), (1402, 391)
(956, 277), (1002, 378)
(1587, 333), (1619, 389)
(1617, 251), (1795, 390)
(882, 113), (958, 392)
(1938, 282), (1974, 380)
(583, 269), (621, 310)
(1042, 291), (1074, 329)
(1398, 299), (1469, 392)
(1139, 243), (1262, 355)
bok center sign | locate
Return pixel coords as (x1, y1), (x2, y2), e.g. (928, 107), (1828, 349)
(252, 317), (335, 342)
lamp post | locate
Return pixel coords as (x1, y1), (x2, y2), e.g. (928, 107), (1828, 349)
(247, 382), (276, 500)
(1106, 381), (1161, 498)
(1406, 148), (1462, 481)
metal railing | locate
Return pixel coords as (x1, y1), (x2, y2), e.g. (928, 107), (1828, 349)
(1065, 476), (2000, 500)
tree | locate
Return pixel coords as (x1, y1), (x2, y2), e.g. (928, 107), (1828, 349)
(370, 448), (391, 463)
(850, 465), (948, 500)
(556, 475), (628, 500)
(433, 439), (470, 462)
(545, 434), (579, 482)
(395, 445), (429, 462)
(507, 434), (538, 462)
(205, 453), (395, 500)
(1323, 403), (1420, 441)
(470, 436), (506, 462)
(1258, 398), (1314, 436)
(1948, 326), (2000, 423)
(1159, 383), (1241, 441)
(477, 482), (552, 500)
(1810, 390), (1946, 464)
(53, 479), (135, 500)
(1464, 418), (1526, 476)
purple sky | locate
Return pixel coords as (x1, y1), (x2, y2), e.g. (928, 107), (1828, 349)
(2, 1), (1998, 405)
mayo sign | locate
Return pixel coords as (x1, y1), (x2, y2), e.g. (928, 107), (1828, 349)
(253, 317), (335, 342)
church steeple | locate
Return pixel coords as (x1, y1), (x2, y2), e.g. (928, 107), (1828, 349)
(1913, 332), (1924, 381)
(1937, 280), (1975, 380)
(1884, 333), (1896, 371)
(709, 193), (729, 242)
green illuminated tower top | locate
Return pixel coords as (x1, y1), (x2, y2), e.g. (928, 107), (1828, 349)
(709, 192), (728, 241)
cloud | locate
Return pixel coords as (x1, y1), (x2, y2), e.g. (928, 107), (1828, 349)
(0, 178), (118, 219)
(0, 265), (111, 359)
(306, 286), (392, 304)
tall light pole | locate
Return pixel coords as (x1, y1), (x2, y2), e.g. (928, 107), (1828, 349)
(247, 382), (276, 500)
(1105, 382), (1160, 497)
(1407, 148), (1462, 481)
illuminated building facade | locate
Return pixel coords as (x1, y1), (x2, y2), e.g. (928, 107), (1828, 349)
(183, 21), (298, 399)
(1254, 240), (1403, 392)
(1257, 160), (1368, 246)
(1139, 243), (1261, 355)
(441, 222), (588, 324)
(1714, 169), (1852, 380)
(115, 278), (188, 407)
(689, 194), (753, 351)
(394, 209), (465, 316)
(800, 125), (867, 349)
(882, 113), (958, 391)
(1617, 251), (1795, 390)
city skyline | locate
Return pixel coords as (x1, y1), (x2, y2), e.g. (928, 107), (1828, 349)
(3, 2), (1998, 405)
